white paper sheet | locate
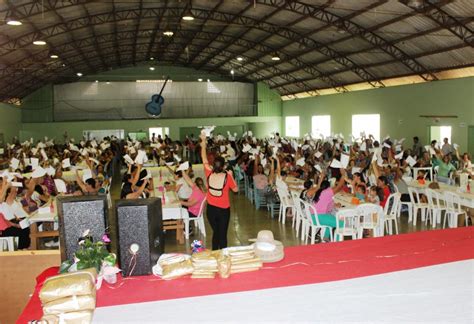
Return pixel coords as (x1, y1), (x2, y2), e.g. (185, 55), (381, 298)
(54, 179), (68, 193)
(19, 218), (30, 229)
(340, 154), (350, 169)
(82, 168), (93, 182)
(406, 155), (417, 167)
(177, 162), (190, 172)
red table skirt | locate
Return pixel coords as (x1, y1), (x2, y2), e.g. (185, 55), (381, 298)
(17, 227), (474, 323)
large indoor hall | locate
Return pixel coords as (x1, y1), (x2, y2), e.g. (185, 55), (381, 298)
(1, 1), (473, 323)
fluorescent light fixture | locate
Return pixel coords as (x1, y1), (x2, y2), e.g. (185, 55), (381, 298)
(197, 78), (203, 82)
(150, 57), (154, 60)
(106, 81), (111, 85)
(271, 55), (280, 61)
(136, 80), (172, 83)
(207, 79), (210, 82)
(163, 30), (174, 36)
(149, 66), (155, 71)
(230, 69), (234, 75)
(236, 57), (243, 61)
(95, 80), (99, 83)
(50, 54), (59, 59)
(182, 10), (194, 21)
(76, 72), (83, 77)
(7, 19), (22, 26)
(33, 40), (47, 46)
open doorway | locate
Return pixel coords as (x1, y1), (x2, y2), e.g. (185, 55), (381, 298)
(429, 126), (451, 145)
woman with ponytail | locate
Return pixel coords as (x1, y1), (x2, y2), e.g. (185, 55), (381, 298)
(200, 131), (238, 250)
(311, 174), (342, 242)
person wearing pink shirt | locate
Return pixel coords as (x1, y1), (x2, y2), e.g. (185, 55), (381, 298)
(177, 169), (206, 235)
(311, 180), (343, 242)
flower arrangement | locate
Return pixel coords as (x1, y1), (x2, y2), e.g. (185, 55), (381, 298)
(60, 230), (116, 274)
(191, 240), (205, 254)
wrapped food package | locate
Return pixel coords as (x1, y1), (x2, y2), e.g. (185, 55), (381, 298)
(40, 269), (97, 304)
(43, 294), (96, 315)
(41, 310), (94, 324)
(161, 259), (193, 280)
(217, 255), (231, 279)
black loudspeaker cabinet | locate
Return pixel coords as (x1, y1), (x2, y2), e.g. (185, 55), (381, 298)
(57, 195), (108, 262)
(116, 198), (164, 276)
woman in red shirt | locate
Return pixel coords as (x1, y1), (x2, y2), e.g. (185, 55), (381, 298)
(377, 176), (391, 208)
(200, 132), (238, 250)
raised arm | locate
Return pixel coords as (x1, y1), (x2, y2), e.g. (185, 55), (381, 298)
(130, 164), (142, 187)
(182, 169), (195, 188)
(75, 170), (88, 193)
(0, 177), (8, 202)
(253, 153), (259, 176)
(200, 132), (209, 166)
(127, 179), (148, 199)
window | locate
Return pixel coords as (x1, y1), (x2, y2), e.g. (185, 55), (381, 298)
(83, 129), (124, 141)
(312, 115), (331, 138)
(149, 127), (170, 140)
(430, 126), (451, 144)
(285, 116), (300, 137)
(352, 114), (380, 141)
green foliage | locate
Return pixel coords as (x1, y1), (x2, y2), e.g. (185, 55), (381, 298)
(74, 238), (112, 272)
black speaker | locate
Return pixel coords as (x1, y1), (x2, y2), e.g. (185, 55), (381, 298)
(57, 195), (108, 262)
(116, 198), (164, 276)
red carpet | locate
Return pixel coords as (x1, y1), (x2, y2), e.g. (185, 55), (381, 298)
(17, 227), (474, 323)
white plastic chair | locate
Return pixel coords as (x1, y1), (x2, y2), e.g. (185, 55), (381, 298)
(0, 237), (15, 251)
(276, 186), (294, 225)
(425, 189), (446, 228)
(383, 194), (399, 235)
(291, 192), (304, 240)
(183, 198), (207, 239)
(301, 200), (333, 244)
(334, 209), (359, 242)
(356, 203), (384, 238)
(443, 192), (467, 228)
(408, 187), (429, 226)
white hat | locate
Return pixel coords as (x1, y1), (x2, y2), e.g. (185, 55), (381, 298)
(250, 230), (284, 263)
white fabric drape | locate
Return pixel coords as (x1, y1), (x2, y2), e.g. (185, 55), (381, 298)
(54, 81), (255, 121)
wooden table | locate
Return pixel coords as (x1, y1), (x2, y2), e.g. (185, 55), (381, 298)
(28, 200), (59, 250)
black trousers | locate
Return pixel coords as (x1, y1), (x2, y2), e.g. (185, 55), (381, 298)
(1, 226), (31, 249)
(207, 204), (230, 250)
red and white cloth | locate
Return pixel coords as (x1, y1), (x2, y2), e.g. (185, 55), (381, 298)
(18, 227), (474, 323)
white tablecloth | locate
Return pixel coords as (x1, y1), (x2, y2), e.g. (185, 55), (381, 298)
(93, 260), (474, 323)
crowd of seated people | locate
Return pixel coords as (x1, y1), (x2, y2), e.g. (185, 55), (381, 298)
(0, 136), (118, 249)
(1, 130), (472, 249)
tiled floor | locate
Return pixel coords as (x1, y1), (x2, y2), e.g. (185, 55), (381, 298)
(66, 169), (472, 255)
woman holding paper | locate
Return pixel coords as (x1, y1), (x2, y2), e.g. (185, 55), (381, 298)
(434, 152), (456, 184)
(0, 186), (31, 249)
(200, 131), (238, 250)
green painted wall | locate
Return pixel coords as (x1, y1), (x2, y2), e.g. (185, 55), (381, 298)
(283, 77), (474, 153)
(20, 116), (282, 143)
(21, 84), (54, 123)
(0, 103), (22, 144)
(257, 83), (282, 117)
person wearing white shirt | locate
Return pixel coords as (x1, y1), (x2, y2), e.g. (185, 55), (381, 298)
(175, 173), (193, 200)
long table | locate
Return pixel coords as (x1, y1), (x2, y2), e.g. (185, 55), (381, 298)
(408, 180), (474, 209)
(152, 177), (191, 244)
(17, 227), (474, 323)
